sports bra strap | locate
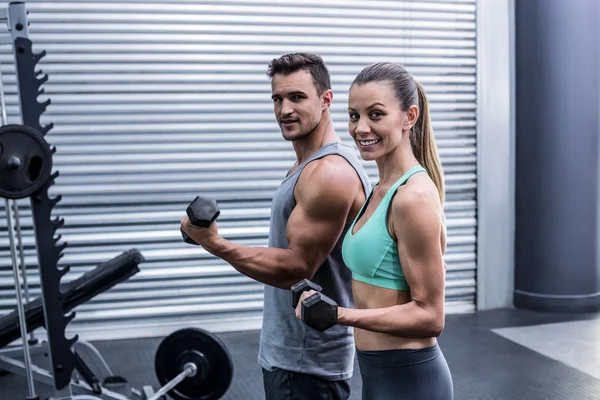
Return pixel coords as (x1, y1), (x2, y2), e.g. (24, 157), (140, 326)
(384, 165), (428, 200)
(383, 165), (427, 226)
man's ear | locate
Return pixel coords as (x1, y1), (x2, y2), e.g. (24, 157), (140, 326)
(321, 89), (333, 110)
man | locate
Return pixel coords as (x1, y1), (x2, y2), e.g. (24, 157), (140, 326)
(181, 53), (371, 400)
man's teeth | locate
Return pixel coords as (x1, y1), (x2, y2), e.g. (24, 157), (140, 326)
(360, 139), (379, 146)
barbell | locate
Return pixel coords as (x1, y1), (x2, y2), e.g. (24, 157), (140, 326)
(150, 327), (233, 400)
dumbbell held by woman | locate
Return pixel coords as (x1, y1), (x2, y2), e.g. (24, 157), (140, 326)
(291, 279), (338, 332)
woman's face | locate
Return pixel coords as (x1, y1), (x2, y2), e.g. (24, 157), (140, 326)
(347, 81), (417, 161)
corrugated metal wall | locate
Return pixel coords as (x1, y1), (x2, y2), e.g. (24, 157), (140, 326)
(0, 0), (477, 338)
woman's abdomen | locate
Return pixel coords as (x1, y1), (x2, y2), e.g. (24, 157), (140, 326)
(352, 280), (437, 351)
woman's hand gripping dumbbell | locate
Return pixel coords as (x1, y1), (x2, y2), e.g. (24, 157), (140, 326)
(290, 279), (338, 332)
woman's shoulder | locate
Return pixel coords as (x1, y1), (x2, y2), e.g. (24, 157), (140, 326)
(390, 173), (442, 222)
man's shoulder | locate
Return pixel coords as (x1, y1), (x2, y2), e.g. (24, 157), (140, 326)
(292, 154), (363, 213)
(301, 152), (361, 187)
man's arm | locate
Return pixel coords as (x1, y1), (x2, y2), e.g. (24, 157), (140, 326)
(336, 182), (447, 337)
(181, 156), (363, 289)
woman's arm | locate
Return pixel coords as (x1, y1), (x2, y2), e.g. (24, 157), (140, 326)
(338, 181), (447, 337)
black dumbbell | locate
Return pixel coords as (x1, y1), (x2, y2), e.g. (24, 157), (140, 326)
(290, 279), (323, 309)
(291, 279), (338, 332)
(181, 196), (220, 245)
(301, 292), (338, 332)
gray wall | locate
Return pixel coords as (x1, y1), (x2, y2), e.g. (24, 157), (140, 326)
(0, 1), (480, 341)
(514, 0), (600, 311)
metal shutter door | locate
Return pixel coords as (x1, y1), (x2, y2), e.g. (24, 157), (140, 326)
(0, 0), (477, 339)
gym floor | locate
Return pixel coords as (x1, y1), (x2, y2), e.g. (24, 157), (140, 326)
(1, 308), (600, 400)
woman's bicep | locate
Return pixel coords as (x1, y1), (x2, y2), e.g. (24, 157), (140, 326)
(392, 188), (446, 307)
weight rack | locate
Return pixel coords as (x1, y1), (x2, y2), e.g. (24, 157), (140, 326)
(0, 3), (233, 400)
(0, 2), (80, 399)
(0, 3), (114, 400)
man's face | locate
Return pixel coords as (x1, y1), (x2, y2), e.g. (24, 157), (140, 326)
(270, 70), (327, 141)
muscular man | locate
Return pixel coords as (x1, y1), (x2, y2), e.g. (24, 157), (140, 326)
(180, 53), (371, 400)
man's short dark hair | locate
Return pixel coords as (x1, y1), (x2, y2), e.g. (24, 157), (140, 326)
(267, 53), (331, 95)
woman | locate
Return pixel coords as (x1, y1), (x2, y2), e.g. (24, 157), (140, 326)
(296, 62), (453, 399)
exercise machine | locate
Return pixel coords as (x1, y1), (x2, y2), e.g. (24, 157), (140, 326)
(0, 3), (233, 399)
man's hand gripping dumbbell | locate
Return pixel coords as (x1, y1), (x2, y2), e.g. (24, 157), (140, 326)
(180, 196), (221, 248)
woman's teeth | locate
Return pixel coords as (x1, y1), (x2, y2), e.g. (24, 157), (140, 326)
(360, 139), (380, 146)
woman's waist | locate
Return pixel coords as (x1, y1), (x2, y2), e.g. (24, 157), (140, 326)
(355, 339), (441, 368)
(351, 282), (437, 351)
(354, 329), (437, 352)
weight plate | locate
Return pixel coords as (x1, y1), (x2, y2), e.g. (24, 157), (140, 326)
(155, 328), (233, 400)
(0, 124), (52, 199)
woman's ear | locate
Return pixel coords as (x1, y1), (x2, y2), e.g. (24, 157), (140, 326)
(403, 104), (420, 132)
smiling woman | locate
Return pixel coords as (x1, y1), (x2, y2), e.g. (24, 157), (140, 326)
(348, 63), (445, 204)
(340, 62), (453, 399)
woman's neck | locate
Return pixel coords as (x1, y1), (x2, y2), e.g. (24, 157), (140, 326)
(375, 140), (420, 189)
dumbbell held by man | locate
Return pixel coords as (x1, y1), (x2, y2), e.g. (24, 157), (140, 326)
(291, 279), (338, 332)
(181, 196), (220, 245)
(290, 279), (323, 308)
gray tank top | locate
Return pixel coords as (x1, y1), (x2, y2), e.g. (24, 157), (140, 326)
(257, 142), (372, 381)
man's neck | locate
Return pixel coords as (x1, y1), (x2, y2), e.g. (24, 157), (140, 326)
(292, 117), (339, 166)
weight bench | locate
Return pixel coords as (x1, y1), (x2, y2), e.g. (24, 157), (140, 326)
(0, 249), (144, 399)
(0, 249), (143, 349)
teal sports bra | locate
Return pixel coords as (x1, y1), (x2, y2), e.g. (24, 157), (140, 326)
(341, 165), (427, 290)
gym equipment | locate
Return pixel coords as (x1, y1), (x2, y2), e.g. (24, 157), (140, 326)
(3, 327), (235, 400)
(301, 292), (338, 332)
(0, 124), (53, 199)
(181, 196), (221, 245)
(0, 248), (143, 398)
(149, 328), (233, 400)
(0, 249), (143, 349)
(0, 4), (148, 399)
(0, 4), (51, 399)
(0, 3), (71, 398)
(292, 280), (338, 332)
(0, 340), (132, 399)
(290, 279), (322, 309)
(0, 3), (233, 399)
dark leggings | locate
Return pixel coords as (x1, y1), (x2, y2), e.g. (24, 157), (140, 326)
(357, 343), (453, 400)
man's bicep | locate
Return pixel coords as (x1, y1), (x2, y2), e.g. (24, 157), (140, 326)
(286, 179), (356, 277)
(286, 202), (348, 271)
